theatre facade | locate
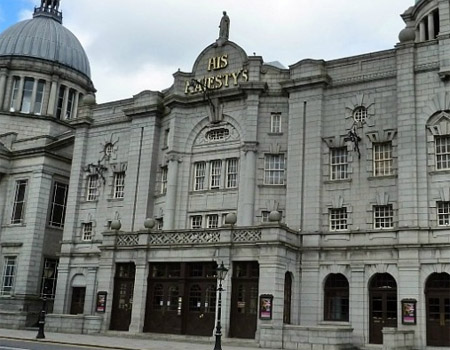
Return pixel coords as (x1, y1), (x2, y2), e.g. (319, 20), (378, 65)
(0, 0), (450, 349)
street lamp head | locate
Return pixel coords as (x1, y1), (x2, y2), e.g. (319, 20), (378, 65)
(216, 261), (228, 281)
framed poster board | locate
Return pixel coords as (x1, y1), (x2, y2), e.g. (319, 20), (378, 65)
(401, 299), (416, 325)
(259, 294), (273, 320)
(96, 291), (107, 313)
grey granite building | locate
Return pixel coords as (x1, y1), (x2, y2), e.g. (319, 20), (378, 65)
(1, 0), (450, 349)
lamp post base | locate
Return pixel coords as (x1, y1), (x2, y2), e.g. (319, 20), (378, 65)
(213, 332), (222, 350)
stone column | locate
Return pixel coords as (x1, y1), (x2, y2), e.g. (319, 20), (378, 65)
(239, 142), (257, 226)
(129, 262), (149, 332)
(419, 21), (426, 41)
(164, 154), (181, 229)
(84, 267), (98, 314)
(47, 78), (58, 116)
(53, 263), (70, 313)
(0, 69), (8, 111)
(350, 265), (366, 346)
(428, 13), (435, 40)
(13, 77), (24, 112)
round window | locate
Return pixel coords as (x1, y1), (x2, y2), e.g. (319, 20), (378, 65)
(104, 143), (114, 156)
(353, 106), (367, 123)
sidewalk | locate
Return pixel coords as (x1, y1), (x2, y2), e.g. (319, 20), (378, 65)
(0, 328), (272, 350)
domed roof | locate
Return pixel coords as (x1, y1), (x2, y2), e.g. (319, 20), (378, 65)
(0, 6), (91, 78)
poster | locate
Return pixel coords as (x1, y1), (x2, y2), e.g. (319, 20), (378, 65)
(96, 291), (107, 313)
(260, 294), (273, 320)
(401, 299), (416, 325)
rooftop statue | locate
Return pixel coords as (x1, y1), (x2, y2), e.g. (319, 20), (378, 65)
(216, 11), (230, 47)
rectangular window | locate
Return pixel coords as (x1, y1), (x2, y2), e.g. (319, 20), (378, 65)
(20, 78), (34, 113)
(194, 162), (206, 191)
(437, 201), (450, 226)
(191, 215), (203, 229)
(65, 88), (76, 119)
(261, 210), (270, 223)
(82, 222), (93, 241)
(436, 136), (450, 170)
(9, 76), (20, 112)
(113, 172), (125, 199)
(270, 113), (281, 133)
(264, 154), (285, 185)
(329, 208), (348, 231)
(330, 148), (348, 180)
(86, 174), (99, 201)
(40, 258), (58, 298)
(226, 158), (238, 188)
(373, 142), (393, 176)
(163, 128), (170, 148)
(156, 218), (164, 230)
(161, 167), (168, 194)
(33, 80), (46, 115)
(11, 179), (28, 224)
(48, 182), (68, 228)
(207, 214), (219, 228)
(1, 257), (17, 296)
(210, 160), (222, 189)
(373, 205), (394, 229)
(55, 85), (65, 120)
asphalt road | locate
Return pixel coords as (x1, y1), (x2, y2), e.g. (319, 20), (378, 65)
(0, 338), (122, 350)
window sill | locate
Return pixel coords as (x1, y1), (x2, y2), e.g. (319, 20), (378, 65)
(258, 184), (286, 188)
(319, 321), (351, 327)
(189, 188), (239, 194)
(47, 225), (64, 231)
(368, 174), (397, 181)
(268, 132), (283, 136)
(107, 198), (124, 202)
(429, 170), (450, 176)
(324, 179), (351, 184)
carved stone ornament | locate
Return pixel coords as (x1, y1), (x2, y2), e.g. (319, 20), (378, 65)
(194, 123), (239, 146)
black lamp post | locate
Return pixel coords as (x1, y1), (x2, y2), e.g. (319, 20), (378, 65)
(214, 261), (228, 350)
(36, 265), (53, 339)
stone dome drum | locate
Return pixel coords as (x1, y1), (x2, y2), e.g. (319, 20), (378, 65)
(0, 10), (91, 78)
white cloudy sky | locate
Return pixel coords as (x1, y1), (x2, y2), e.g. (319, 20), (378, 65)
(1, 0), (413, 103)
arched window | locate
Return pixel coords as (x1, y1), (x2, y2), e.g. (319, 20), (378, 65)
(283, 272), (292, 324)
(324, 273), (349, 321)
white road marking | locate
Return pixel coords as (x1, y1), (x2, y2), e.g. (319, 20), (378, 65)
(0, 347), (30, 350)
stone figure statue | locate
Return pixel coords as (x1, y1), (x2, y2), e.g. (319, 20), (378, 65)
(219, 11), (230, 40)
(216, 11), (230, 47)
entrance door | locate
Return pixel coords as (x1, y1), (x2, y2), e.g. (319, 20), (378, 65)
(184, 282), (217, 336)
(426, 273), (450, 347)
(369, 273), (397, 344)
(145, 281), (183, 334)
(110, 263), (135, 331)
(230, 261), (259, 339)
(70, 287), (85, 314)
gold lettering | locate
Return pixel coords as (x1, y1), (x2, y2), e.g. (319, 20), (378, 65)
(215, 75), (223, 89)
(242, 69), (249, 82)
(208, 57), (216, 71)
(220, 55), (228, 69)
(232, 69), (242, 85)
(223, 73), (230, 87)
(207, 76), (215, 89)
(184, 80), (190, 94)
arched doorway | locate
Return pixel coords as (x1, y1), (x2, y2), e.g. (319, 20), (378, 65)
(324, 273), (349, 322)
(369, 273), (397, 344)
(425, 272), (450, 346)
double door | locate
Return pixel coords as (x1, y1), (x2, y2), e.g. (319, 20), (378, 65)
(144, 262), (217, 336)
(369, 291), (397, 344)
(426, 293), (450, 346)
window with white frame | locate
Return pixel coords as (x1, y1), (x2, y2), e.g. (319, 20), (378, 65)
(226, 158), (238, 188)
(40, 258), (58, 298)
(435, 136), (450, 170)
(113, 172), (125, 199)
(194, 162), (206, 191)
(373, 205), (394, 229)
(329, 208), (348, 231)
(261, 210), (283, 223)
(210, 160), (222, 189)
(264, 154), (285, 185)
(11, 179), (28, 224)
(65, 88), (76, 119)
(86, 174), (99, 201)
(207, 214), (219, 228)
(270, 113), (282, 133)
(48, 182), (68, 228)
(353, 106), (367, 123)
(82, 222), (93, 241)
(373, 142), (393, 176)
(161, 167), (168, 194)
(191, 215), (203, 229)
(9, 76), (46, 114)
(330, 148), (348, 180)
(156, 218), (164, 230)
(437, 201), (450, 226)
(1, 257), (17, 296)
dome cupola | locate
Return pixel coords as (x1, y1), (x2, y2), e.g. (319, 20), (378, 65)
(0, 0), (91, 77)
